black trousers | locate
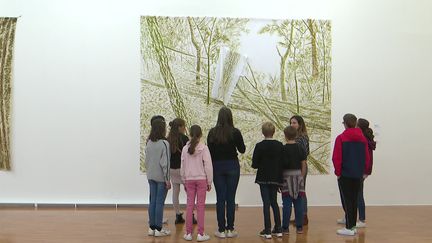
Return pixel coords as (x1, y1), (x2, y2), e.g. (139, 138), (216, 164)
(259, 184), (281, 232)
(338, 176), (361, 229)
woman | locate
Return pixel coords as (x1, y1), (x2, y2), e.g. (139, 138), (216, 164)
(290, 115), (310, 225)
(207, 107), (246, 238)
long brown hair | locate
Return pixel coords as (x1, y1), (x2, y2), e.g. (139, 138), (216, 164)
(148, 119), (166, 142)
(357, 118), (374, 141)
(290, 115), (308, 137)
(188, 125), (202, 154)
(209, 107), (234, 144)
(167, 118), (186, 153)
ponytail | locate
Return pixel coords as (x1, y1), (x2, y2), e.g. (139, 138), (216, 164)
(188, 125), (202, 155)
(357, 118), (375, 141)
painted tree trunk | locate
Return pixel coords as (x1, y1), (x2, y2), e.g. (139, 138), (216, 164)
(279, 22), (294, 102)
(0, 18), (17, 171)
(308, 19), (319, 80)
(145, 17), (189, 125)
(187, 17), (202, 85)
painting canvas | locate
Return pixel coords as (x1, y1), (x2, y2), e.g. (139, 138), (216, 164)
(0, 17), (17, 171)
(140, 16), (332, 174)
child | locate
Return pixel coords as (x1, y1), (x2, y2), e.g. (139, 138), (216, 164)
(252, 122), (283, 239)
(167, 118), (197, 224)
(281, 126), (307, 234)
(145, 118), (171, 237)
(181, 125), (213, 242)
(333, 114), (371, 236)
(356, 118), (376, 227)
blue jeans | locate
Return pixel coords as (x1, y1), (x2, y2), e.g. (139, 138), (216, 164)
(213, 167), (240, 232)
(303, 166), (308, 215)
(358, 179), (365, 221)
(148, 180), (167, 230)
(260, 184), (281, 232)
(282, 195), (304, 229)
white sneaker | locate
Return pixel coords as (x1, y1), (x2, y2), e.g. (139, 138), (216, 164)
(259, 231), (272, 239)
(337, 218), (346, 224)
(154, 228), (171, 237)
(214, 231), (226, 238)
(183, 233), (192, 241)
(337, 228), (356, 236)
(197, 233), (210, 242)
(148, 228), (155, 236)
(356, 221), (366, 228)
(226, 230), (238, 238)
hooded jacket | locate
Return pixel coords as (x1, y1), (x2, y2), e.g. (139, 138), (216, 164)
(180, 142), (213, 185)
(332, 128), (371, 178)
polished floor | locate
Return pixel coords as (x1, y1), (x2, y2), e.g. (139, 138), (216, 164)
(0, 206), (431, 243)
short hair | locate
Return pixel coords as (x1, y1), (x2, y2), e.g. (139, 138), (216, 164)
(284, 126), (298, 140)
(343, 113), (357, 128)
(262, 122), (275, 137)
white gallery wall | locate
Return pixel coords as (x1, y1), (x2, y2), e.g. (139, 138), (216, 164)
(0, 0), (431, 206)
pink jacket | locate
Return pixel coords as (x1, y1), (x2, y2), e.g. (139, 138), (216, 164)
(180, 142), (213, 185)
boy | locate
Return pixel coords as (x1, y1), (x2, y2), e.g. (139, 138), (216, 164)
(332, 114), (371, 236)
(252, 122), (283, 239)
(281, 126), (307, 234)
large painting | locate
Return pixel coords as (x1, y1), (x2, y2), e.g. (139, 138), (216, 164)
(140, 16), (331, 174)
(0, 18), (17, 171)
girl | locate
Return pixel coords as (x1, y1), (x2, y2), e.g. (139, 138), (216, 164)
(145, 118), (171, 237)
(289, 115), (310, 225)
(167, 118), (197, 224)
(356, 118), (376, 227)
(207, 107), (246, 238)
(181, 125), (213, 242)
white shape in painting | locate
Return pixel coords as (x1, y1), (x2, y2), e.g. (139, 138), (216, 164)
(212, 46), (247, 105)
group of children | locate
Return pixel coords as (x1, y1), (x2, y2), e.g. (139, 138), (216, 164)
(145, 111), (375, 240)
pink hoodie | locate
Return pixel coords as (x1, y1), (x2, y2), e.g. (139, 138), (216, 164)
(180, 142), (213, 185)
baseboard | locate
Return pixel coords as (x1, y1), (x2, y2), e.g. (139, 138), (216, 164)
(0, 203), (236, 209)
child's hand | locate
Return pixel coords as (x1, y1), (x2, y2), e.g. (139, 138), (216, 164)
(165, 181), (171, 190)
(207, 185), (212, 192)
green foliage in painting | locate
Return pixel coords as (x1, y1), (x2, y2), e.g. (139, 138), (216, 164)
(140, 16), (332, 174)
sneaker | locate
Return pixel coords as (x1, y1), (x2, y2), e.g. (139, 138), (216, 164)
(175, 213), (185, 224)
(336, 218), (346, 224)
(183, 233), (192, 241)
(163, 218), (168, 224)
(296, 227), (304, 234)
(192, 214), (198, 224)
(259, 230), (272, 239)
(214, 231), (226, 238)
(271, 228), (283, 238)
(282, 227), (290, 235)
(197, 233), (211, 242)
(148, 228), (155, 236)
(336, 227), (356, 236)
(226, 230), (238, 238)
(154, 228), (171, 237)
(356, 221), (366, 228)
